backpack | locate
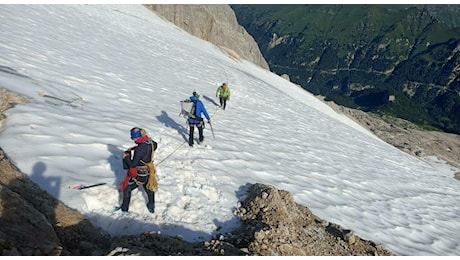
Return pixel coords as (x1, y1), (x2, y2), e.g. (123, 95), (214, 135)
(143, 139), (158, 191)
(179, 99), (196, 119)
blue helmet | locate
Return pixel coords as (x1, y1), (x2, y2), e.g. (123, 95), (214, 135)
(130, 128), (142, 139)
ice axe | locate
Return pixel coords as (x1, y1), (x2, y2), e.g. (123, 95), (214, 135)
(209, 121), (215, 138)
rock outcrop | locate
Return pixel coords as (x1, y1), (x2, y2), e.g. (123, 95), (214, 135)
(227, 183), (393, 256)
(144, 4), (269, 70)
(0, 147), (111, 255)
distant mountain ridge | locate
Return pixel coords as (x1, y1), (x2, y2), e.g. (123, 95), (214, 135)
(421, 4), (460, 28)
(230, 4), (460, 134)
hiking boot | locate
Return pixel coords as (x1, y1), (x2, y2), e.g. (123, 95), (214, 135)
(114, 206), (128, 213)
(147, 204), (155, 213)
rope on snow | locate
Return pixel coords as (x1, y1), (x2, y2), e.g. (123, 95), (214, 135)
(156, 106), (220, 166)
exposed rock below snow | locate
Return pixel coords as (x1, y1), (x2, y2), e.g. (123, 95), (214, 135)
(0, 148), (111, 255)
(227, 183), (393, 256)
(0, 89), (27, 120)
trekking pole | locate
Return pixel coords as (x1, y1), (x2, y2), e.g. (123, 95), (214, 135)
(209, 122), (215, 138)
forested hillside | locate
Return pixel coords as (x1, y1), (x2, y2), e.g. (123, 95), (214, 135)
(231, 4), (460, 134)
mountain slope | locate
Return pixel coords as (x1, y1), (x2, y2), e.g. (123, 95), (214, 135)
(231, 4), (460, 134)
(0, 5), (459, 256)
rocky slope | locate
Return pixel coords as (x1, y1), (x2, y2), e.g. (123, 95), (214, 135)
(143, 4), (269, 70)
(228, 183), (393, 256)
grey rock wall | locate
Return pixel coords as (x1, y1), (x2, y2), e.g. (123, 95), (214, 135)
(144, 4), (269, 70)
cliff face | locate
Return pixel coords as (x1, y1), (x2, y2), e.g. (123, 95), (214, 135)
(144, 4), (269, 70)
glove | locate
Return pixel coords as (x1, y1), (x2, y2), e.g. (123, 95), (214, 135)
(208, 120), (212, 124)
(122, 151), (131, 159)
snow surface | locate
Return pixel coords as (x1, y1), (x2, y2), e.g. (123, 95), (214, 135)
(0, 5), (459, 256)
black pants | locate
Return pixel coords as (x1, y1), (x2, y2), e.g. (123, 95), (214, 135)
(189, 122), (204, 146)
(219, 97), (228, 110)
(120, 177), (155, 212)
